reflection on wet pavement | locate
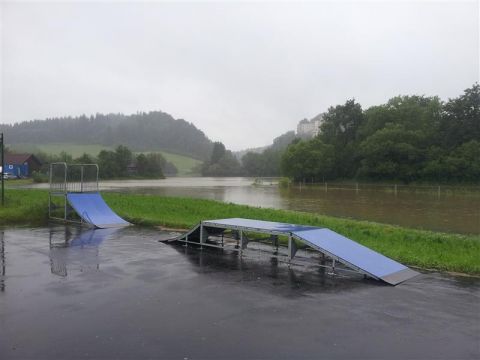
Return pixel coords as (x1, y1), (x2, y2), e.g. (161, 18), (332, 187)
(48, 228), (119, 277)
(0, 226), (479, 359)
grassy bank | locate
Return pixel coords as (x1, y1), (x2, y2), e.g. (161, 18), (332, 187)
(1, 189), (479, 274)
(0, 189), (48, 226)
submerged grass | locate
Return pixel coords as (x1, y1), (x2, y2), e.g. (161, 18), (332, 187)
(1, 189), (479, 274)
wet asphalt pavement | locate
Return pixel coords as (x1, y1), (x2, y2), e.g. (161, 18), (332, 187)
(0, 226), (479, 360)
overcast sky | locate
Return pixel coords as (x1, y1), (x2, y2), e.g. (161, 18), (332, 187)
(1, 1), (478, 150)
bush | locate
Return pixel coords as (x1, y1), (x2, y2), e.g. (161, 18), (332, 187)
(278, 177), (292, 188)
(31, 171), (49, 183)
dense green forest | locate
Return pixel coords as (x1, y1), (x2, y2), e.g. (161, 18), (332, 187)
(243, 84), (479, 183)
(242, 131), (296, 177)
(200, 131), (297, 177)
(0, 111), (214, 161)
(201, 142), (243, 176)
(32, 145), (174, 180)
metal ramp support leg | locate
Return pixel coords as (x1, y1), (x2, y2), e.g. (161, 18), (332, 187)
(64, 194), (67, 222)
(239, 230), (243, 256)
(271, 235), (279, 250)
(199, 225), (210, 249)
(329, 258), (337, 275)
(288, 235), (298, 261)
(239, 230), (249, 256)
(241, 231), (248, 250)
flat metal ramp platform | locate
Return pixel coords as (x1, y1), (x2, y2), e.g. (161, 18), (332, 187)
(171, 218), (418, 285)
(66, 193), (130, 229)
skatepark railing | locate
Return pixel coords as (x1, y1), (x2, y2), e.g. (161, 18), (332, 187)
(49, 162), (99, 224)
(50, 162), (99, 194)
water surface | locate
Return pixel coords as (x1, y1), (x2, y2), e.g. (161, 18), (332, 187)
(102, 178), (479, 234)
(29, 177), (480, 234)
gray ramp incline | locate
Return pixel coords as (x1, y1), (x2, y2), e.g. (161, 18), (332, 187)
(292, 229), (418, 285)
(66, 193), (130, 229)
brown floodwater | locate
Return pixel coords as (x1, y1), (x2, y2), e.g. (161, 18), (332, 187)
(92, 177), (479, 235)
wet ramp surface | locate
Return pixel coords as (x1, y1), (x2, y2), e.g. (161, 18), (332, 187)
(67, 192), (130, 228)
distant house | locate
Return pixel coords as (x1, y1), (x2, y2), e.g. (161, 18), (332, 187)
(3, 154), (42, 177)
(127, 162), (138, 175)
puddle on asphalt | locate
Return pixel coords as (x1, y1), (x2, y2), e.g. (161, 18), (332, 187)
(0, 225), (479, 360)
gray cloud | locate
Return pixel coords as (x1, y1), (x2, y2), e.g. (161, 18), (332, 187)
(1, 1), (478, 150)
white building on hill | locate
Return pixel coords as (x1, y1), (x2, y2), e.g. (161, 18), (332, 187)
(296, 113), (325, 138)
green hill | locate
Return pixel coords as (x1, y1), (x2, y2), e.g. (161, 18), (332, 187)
(9, 143), (202, 176)
(0, 110), (214, 161)
(11, 143), (112, 158)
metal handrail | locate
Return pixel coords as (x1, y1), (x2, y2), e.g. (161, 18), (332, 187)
(49, 163), (99, 194)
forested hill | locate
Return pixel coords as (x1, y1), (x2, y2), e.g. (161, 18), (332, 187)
(0, 111), (214, 160)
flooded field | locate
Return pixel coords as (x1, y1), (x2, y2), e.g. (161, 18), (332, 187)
(28, 177), (479, 234)
(1, 226), (479, 359)
(99, 178), (478, 234)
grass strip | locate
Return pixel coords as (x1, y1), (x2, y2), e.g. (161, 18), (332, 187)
(1, 189), (479, 274)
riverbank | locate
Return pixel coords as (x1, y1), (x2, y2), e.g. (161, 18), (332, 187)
(1, 189), (479, 274)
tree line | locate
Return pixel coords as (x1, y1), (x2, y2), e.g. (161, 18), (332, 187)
(239, 84), (478, 183)
(200, 131), (298, 177)
(0, 111), (214, 161)
(35, 145), (176, 180)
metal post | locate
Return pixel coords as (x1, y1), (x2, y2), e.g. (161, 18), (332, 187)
(1, 230), (5, 292)
(95, 164), (99, 192)
(288, 235), (293, 261)
(1, 133), (4, 206)
(48, 164), (52, 220)
(64, 163), (67, 193)
(64, 194), (67, 221)
(80, 166), (84, 193)
(288, 235), (298, 262)
(239, 230), (243, 257)
(49, 163), (53, 191)
(64, 164), (67, 220)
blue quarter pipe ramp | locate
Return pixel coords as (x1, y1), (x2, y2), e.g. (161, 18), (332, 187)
(169, 218), (418, 285)
(66, 193), (130, 229)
